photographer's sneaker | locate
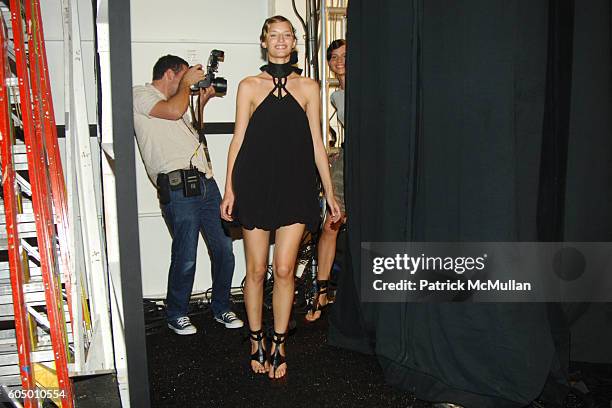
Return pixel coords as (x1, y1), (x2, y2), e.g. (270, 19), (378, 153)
(167, 316), (197, 335)
(214, 311), (244, 329)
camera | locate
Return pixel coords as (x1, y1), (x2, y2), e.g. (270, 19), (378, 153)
(190, 49), (227, 95)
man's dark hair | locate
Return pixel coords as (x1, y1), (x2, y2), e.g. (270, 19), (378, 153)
(326, 39), (346, 61)
(152, 55), (189, 80)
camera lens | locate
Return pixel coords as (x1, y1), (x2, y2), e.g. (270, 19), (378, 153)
(213, 77), (227, 95)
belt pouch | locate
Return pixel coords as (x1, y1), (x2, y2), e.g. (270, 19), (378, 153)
(156, 173), (171, 204)
(181, 168), (201, 197)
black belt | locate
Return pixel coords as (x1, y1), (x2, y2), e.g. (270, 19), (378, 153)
(159, 169), (206, 191)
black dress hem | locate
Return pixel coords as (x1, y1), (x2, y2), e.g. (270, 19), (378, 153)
(237, 216), (320, 233)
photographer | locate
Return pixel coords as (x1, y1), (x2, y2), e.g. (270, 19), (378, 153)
(133, 54), (243, 335)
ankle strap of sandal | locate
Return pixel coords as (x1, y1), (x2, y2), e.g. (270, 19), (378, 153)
(249, 329), (264, 341)
(272, 331), (287, 344)
(317, 279), (329, 294)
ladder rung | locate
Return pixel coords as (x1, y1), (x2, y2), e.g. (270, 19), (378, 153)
(0, 266), (42, 280)
(0, 374), (22, 387)
(0, 230), (38, 242)
(0, 198), (34, 214)
(0, 343), (16, 354)
(0, 302), (71, 320)
(0, 218), (37, 232)
(0, 289), (45, 305)
(0, 280), (44, 296)
(4, 77), (18, 87)
(0, 348), (54, 367)
(16, 213), (36, 224)
(11, 144), (26, 154)
(0, 365), (18, 376)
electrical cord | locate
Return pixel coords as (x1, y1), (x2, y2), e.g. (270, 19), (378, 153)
(292, 0), (307, 36)
(143, 288), (245, 336)
(292, 0), (309, 70)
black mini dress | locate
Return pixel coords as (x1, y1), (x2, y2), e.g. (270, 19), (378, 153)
(232, 65), (320, 232)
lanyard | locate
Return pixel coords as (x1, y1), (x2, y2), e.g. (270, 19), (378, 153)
(184, 99), (212, 170)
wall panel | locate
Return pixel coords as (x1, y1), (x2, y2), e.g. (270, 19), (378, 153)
(131, 0), (270, 297)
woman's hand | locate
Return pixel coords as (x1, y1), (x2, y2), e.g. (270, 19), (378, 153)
(326, 193), (342, 223)
(220, 191), (235, 221)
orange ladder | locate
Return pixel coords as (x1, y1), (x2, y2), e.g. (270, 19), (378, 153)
(0, 0), (75, 406)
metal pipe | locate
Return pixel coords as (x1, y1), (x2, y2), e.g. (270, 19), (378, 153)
(307, 0), (319, 80)
(321, 0), (328, 147)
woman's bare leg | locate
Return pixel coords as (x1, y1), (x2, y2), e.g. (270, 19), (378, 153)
(269, 223), (306, 378)
(306, 213), (345, 321)
(242, 227), (271, 373)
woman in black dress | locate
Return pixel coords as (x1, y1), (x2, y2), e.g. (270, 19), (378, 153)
(221, 15), (341, 379)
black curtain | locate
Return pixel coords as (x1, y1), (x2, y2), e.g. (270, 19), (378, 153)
(562, 1), (612, 364)
(328, 1), (612, 407)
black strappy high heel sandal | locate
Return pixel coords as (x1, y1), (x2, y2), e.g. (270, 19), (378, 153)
(268, 331), (287, 379)
(249, 329), (267, 374)
(305, 280), (329, 322)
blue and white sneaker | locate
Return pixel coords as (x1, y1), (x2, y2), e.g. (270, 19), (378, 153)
(167, 316), (197, 335)
(214, 311), (244, 329)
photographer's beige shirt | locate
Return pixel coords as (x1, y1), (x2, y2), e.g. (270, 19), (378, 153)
(133, 83), (213, 183)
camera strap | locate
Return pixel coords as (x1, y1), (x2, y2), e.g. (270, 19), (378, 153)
(188, 97), (212, 170)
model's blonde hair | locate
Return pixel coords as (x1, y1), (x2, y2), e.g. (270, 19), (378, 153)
(260, 15), (296, 43)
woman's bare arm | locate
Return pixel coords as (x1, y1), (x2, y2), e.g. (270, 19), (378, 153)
(304, 78), (341, 220)
(221, 78), (254, 220)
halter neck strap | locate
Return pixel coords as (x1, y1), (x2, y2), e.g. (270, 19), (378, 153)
(271, 76), (288, 99)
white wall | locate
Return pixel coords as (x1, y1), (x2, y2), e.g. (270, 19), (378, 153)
(131, 0), (273, 297)
(41, 0), (97, 125)
(40, 0), (320, 299)
(40, 0), (104, 227)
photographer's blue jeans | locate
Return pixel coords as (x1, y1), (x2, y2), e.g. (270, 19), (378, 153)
(161, 177), (234, 321)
